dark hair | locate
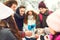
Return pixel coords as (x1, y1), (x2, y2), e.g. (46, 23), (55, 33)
(52, 32), (60, 40)
(4, 0), (18, 7)
(24, 10), (37, 24)
(19, 5), (25, 9)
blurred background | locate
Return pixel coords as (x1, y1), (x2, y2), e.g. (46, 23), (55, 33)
(0, 0), (60, 13)
(0, 0), (60, 40)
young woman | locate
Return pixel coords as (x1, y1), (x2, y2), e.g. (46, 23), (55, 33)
(23, 10), (37, 40)
(14, 5), (25, 31)
(46, 9), (60, 40)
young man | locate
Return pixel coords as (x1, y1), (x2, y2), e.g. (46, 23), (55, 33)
(14, 5), (25, 31)
(36, 1), (52, 28)
(36, 1), (52, 40)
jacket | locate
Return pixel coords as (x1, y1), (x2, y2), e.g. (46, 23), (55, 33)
(36, 10), (52, 28)
(14, 7), (25, 31)
(49, 34), (60, 40)
(0, 28), (17, 40)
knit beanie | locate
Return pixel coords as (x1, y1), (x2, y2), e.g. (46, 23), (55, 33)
(46, 9), (60, 32)
(38, 1), (47, 9)
(0, 3), (14, 20)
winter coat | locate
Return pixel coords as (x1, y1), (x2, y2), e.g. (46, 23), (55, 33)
(0, 28), (17, 40)
(36, 10), (52, 28)
(14, 7), (25, 31)
(49, 34), (60, 40)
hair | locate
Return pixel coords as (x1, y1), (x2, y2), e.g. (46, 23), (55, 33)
(52, 32), (60, 40)
(24, 10), (37, 24)
(19, 5), (25, 9)
(3, 1), (22, 40)
(0, 20), (7, 27)
(7, 16), (22, 40)
(4, 0), (18, 7)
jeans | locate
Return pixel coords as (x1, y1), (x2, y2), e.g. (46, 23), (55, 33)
(40, 35), (44, 40)
(25, 37), (36, 40)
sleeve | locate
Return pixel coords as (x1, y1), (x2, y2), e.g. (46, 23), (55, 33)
(5, 16), (22, 40)
(36, 15), (41, 28)
(6, 16), (19, 31)
(6, 30), (17, 40)
(19, 31), (25, 38)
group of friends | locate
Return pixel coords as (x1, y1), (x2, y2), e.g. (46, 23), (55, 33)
(0, 0), (60, 40)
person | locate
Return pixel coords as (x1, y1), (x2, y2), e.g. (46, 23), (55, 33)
(3, 0), (32, 40)
(0, 20), (17, 40)
(23, 10), (38, 40)
(0, 2), (17, 40)
(14, 5), (25, 31)
(4, 0), (17, 11)
(36, 1), (52, 40)
(37, 1), (52, 28)
(4, 1), (22, 40)
(46, 9), (60, 40)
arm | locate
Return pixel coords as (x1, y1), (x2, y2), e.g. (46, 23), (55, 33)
(6, 16), (23, 40)
(36, 15), (41, 28)
(6, 15), (32, 39)
(6, 30), (17, 40)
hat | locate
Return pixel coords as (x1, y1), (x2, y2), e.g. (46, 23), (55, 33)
(0, 3), (14, 20)
(38, 1), (47, 9)
(46, 9), (60, 32)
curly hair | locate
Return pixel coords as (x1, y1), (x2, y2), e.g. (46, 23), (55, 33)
(24, 10), (37, 24)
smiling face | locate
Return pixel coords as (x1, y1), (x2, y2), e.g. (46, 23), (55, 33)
(39, 8), (47, 14)
(4, 0), (18, 11)
(19, 8), (25, 16)
(28, 11), (33, 15)
(10, 4), (17, 11)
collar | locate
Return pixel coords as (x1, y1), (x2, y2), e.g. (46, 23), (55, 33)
(40, 10), (49, 16)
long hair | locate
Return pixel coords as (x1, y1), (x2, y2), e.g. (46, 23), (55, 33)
(0, 20), (7, 28)
(24, 10), (37, 24)
(4, 1), (22, 40)
(6, 16), (22, 40)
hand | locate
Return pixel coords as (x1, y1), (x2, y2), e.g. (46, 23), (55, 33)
(25, 31), (32, 37)
(35, 34), (39, 39)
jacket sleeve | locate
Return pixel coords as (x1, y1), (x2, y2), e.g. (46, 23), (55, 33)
(6, 16), (19, 31)
(19, 31), (25, 38)
(5, 16), (22, 40)
(6, 16), (26, 38)
(36, 15), (41, 28)
(6, 30), (17, 40)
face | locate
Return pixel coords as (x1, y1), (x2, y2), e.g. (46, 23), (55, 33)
(19, 8), (25, 16)
(28, 11), (32, 15)
(10, 4), (17, 11)
(39, 8), (47, 14)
